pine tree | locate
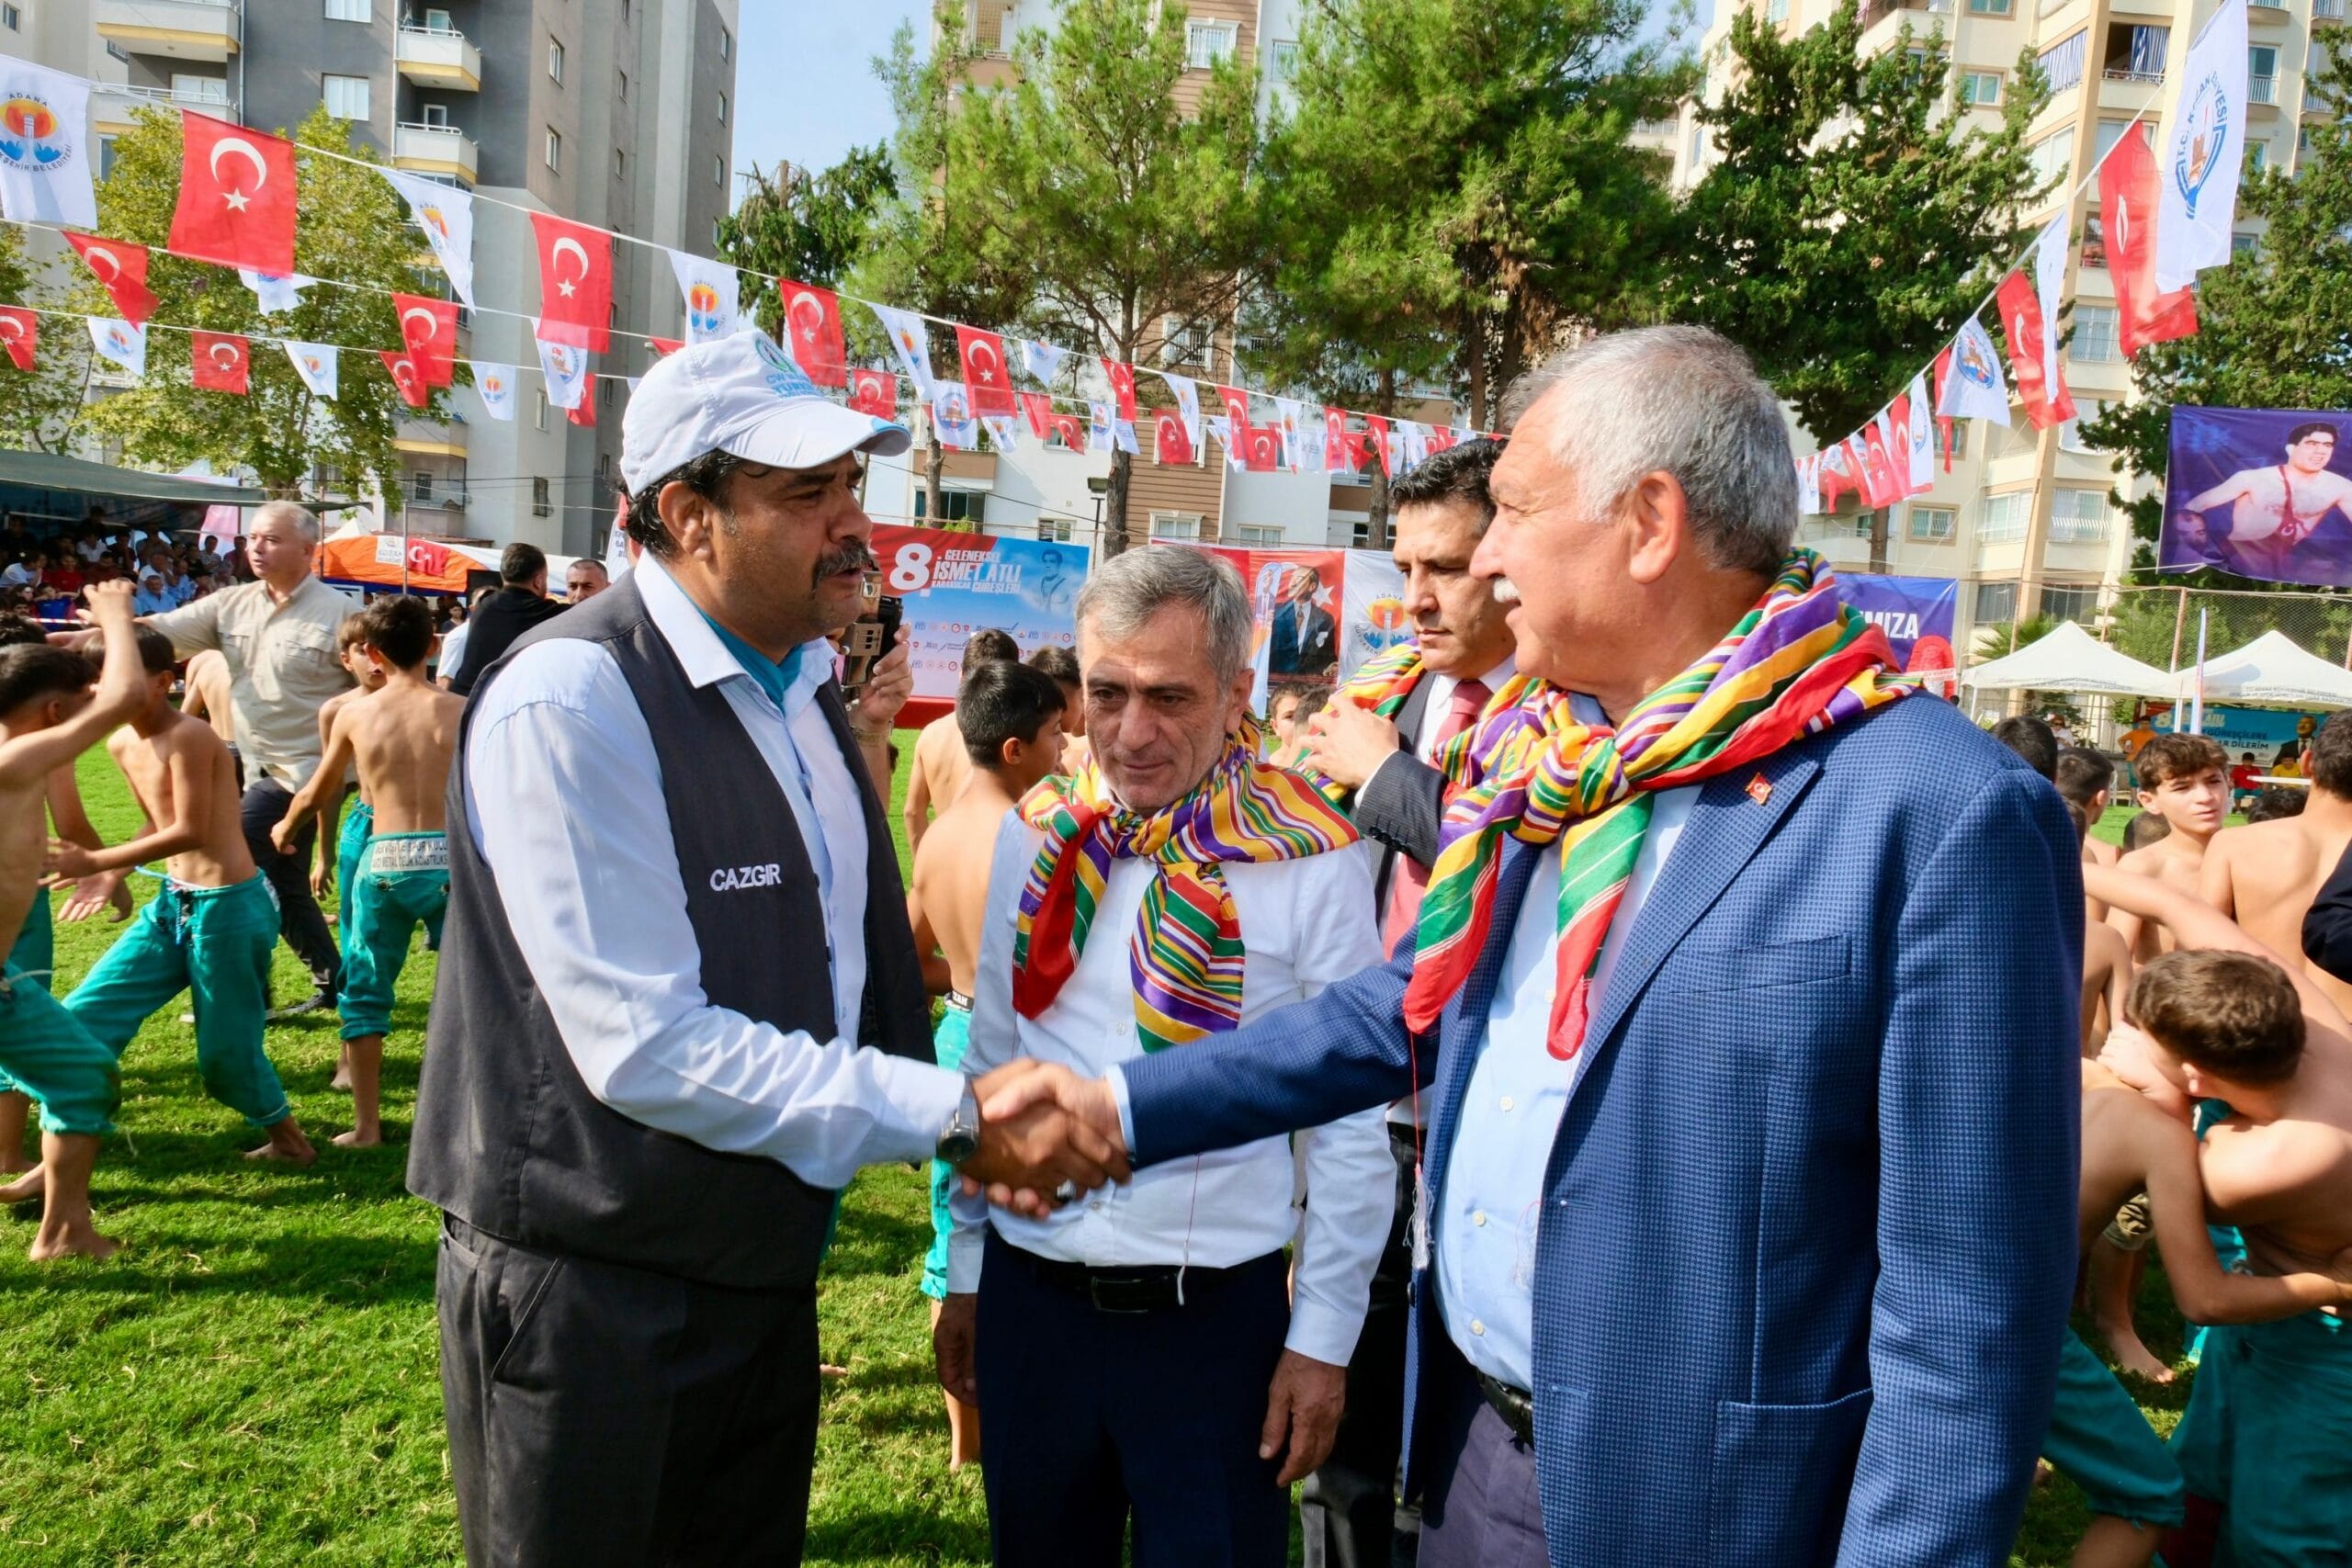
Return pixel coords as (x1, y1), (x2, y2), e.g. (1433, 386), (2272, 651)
(720, 148), (896, 342)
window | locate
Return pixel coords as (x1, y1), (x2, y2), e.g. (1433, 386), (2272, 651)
(2246, 139), (2270, 175)
(1973, 581), (2018, 624)
(1910, 506), (1957, 542)
(545, 128), (561, 172)
(713, 218), (723, 247)
(714, 154), (725, 186)
(1959, 71), (2003, 107)
(2095, 120), (2132, 168)
(1036, 517), (1074, 543)
(600, 378), (614, 408)
(2251, 46), (2278, 103)
(1235, 523), (1283, 546)
(420, 102), (450, 129)
(174, 73), (230, 106)
(2060, 400), (2109, 453)
(2042, 585), (2101, 623)
(2039, 28), (2087, 94)
(532, 478), (551, 517)
(718, 92), (729, 126)
(325, 0), (371, 20)
(413, 470), (435, 501)
(1149, 511), (1202, 540)
(2027, 131), (2072, 196)
(613, 148), (626, 178)
(1185, 20), (1238, 69)
(97, 135), (118, 182)
(1, 6), (18, 31)
(1160, 315), (1211, 370)
(424, 7), (452, 28)
(323, 74), (371, 121)
(534, 389), (548, 430)
(548, 39), (566, 84)
(1945, 422), (1969, 460)
(1768, 0), (1789, 20)
(2050, 488), (2111, 543)
(2233, 231), (2259, 255)
(1978, 491), (2030, 544)
(720, 26), (731, 60)
(616, 71), (628, 103)
(2314, 38), (2333, 76)
(1967, 0), (2012, 13)
(1271, 40), (1299, 79)
(913, 490), (982, 523)
(2319, 0), (2345, 17)
(2072, 304), (2120, 363)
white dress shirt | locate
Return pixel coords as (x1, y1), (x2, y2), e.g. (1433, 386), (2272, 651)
(462, 552), (962, 1191)
(147, 574), (361, 787)
(1435, 785), (1696, 1391)
(952, 807), (1396, 1366)
(1364, 651), (1519, 797)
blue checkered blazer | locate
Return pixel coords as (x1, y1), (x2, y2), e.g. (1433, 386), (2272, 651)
(1121, 693), (2082, 1566)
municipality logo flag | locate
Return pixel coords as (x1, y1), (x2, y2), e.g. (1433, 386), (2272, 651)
(385, 169), (477, 309)
(2155, 0), (2247, 292)
(0, 62), (94, 229)
(666, 248), (741, 344)
(85, 316), (144, 378)
(536, 328), (588, 410)
(1020, 338), (1067, 389)
(1939, 318), (2011, 426)
(283, 340), (339, 398)
(869, 304), (938, 403)
(239, 269), (314, 315)
(472, 362), (517, 422)
(1906, 373), (1935, 492)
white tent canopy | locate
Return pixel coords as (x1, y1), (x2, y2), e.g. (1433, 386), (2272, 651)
(1961, 620), (2178, 699)
(2191, 629), (2352, 710)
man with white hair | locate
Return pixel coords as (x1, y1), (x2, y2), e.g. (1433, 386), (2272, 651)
(985, 326), (2083, 1567)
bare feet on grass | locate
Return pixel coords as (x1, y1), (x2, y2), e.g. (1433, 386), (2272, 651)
(331, 1124), (383, 1150)
(2102, 1326), (2176, 1385)
(245, 1120), (318, 1165)
(29, 1212), (120, 1261)
(0, 1164), (44, 1204)
(330, 1043), (353, 1093)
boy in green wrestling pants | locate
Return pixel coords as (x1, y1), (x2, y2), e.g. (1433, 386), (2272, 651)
(273, 598), (459, 1148)
(314, 613), (383, 1088)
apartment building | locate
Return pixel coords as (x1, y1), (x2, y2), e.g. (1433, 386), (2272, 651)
(1668, 0), (2342, 651)
(77, 0), (738, 556)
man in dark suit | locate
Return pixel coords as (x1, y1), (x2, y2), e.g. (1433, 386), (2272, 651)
(444, 543), (568, 696)
(1269, 565), (1338, 678)
(982, 327), (2081, 1568)
(1295, 436), (1518, 1568)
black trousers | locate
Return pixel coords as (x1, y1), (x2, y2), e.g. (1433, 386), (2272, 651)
(1414, 1337), (1550, 1568)
(1300, 1122), (1419, 1568)
(435, 1215), (821, 1567)
(240, 777), (339, 992)
(975, 1231), (1291, 1568)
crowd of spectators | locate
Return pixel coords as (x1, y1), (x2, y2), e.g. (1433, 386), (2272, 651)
(0, 512), (250, 627)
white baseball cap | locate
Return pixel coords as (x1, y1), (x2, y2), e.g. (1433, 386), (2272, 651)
(619, 332), (911, 495)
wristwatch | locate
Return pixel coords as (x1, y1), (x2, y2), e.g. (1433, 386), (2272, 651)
(936, 1083), (981, 1166)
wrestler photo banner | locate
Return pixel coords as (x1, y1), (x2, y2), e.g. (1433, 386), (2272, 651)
(870, 525), (1088, 705)
(2164, 406), (2352, 587)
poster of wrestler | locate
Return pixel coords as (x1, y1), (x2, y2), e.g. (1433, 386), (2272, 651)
(2164, 406), (2352, 586)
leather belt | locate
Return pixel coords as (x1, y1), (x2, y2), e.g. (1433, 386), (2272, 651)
(1476, 1369), (1536, 1447)
(1007, 1244), (1279, 1315)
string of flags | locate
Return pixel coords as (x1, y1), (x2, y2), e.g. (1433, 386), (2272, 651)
(0, 52), (1487, 479)
(1799, 0), (2248, 518)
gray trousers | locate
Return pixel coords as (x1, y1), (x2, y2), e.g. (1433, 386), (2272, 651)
(435, 1215), (820, 1567)
(1416, 1339), (1551, 1568)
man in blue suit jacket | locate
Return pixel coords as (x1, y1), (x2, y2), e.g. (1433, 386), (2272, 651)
(977, 327), (2081, 1567)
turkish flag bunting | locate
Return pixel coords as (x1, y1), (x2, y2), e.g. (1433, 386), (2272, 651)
(530, 212), (614, 352)
(394, 293), (458, 388)
(777, 279), (847, 387)
(1048, 412), (1087, 449)
(1884, 398), (1919, 500)
(1840, 437), (1874, 508)
(1018, 391), (1053, 441)
(956, 326), (1015, 417)
(379, 350), (430, 410)
(1425, 426), (1456, 456)
(169, 112), (299, 275)
(2099, 125), (2199, 358)
(1101, 358), (1136, 423)
(0, 308), (34, 371)
(1340, 430), (1370, 472)
(1323, 408), (1348, 472)
(1930, 347), (1957, 472)
(1151, 409), (1193, 466)
(191, 331), (249, 393)
(1817, 446), (1852, 511)
(1364, 415), (1394, 478)
(649, 336), (684, 358)
(569, 394), (595, 427)
(1244, 426), (1281, 473)
(1216, 385), (1251, 432)
(1859, 421), (1901, 508)
(1994, 270), (2075, 429)
(65, 234), (159, 329)
(850, 368), (899, 421)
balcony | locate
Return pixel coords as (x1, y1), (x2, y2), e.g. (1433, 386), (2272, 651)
(397, 24), (482, 92)
(407, 485), (469, 512)
(94, 0), (240, 62)
(2319, 0), (2346, 20)
(2250, 75), (2278, 106)
(392, 121), (478, 184)
(91, 81), (237, 134)
(2101, 67), (2165, 85)
(394, 419), (466, 457)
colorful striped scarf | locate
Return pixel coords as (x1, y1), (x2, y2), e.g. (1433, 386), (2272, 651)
(1012, 715), (1361, 1051)
(1404, 549), (1909, 1056)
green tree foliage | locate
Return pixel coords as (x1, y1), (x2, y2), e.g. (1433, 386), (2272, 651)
(76, 105), (443, 502)
(2081, 32), (2352, 587)
(720, 147), (897, 341)
(0, 226), (96, 452)
(1669, 1), (2050, 445)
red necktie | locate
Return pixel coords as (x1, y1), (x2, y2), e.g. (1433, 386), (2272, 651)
(1381, 677), (1490, 952)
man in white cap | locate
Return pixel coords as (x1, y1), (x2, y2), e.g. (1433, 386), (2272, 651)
(406, 333), (1129, 1567)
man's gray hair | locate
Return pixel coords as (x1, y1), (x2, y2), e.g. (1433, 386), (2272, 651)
(1076, 545), (1254, 684)
(1500, 325), (1796, 576)
(251, 499), (320, 544)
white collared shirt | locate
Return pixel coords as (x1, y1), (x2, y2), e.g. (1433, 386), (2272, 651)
(951, 807), (1396, 1366)
(461, 552), (962, 1190)
(1360, 651), (1519, 801)
(147, 574), (361, 787)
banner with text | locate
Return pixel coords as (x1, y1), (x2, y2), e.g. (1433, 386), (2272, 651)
(872, 525), (1087, 705)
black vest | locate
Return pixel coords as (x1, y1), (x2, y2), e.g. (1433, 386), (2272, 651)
(406, 575), (930, 1290)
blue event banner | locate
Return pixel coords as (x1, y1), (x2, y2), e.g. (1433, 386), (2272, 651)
(871, 525), (1086, 704)
(2165, 406), (2352, 587)
(1835, 571), (1957, 671)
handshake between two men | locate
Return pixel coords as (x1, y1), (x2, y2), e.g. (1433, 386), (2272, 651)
(956, 1060), (1126, 1215)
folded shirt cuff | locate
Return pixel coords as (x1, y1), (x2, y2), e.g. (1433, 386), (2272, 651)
(1106, 1063), (1138, 1156)
(1283, 1299), (1367, 1368)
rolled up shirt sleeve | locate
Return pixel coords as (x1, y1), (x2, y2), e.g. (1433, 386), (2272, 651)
(144, 592), (225, 656)
(467, 639), (962, 1191)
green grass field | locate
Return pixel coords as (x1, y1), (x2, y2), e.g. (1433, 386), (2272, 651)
(0, 752), (2191, 1564)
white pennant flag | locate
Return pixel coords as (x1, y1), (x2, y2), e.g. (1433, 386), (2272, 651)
(1939, 318), (2012, 426)
(2155, 0), (2249, 292)
(86, 316), (145, 378)
(238, 269), (314, 314)
(1114, 420), (1139, 457)
(931, 382), (977, 450)
(1796, 451), (1822, 517)
(383, 169), (478, 308)
(666, 248), (741, 344)
(1275, 398), (1308, 471)
(283, 340), (338, 398)
(1397, 420), (1430, 472)
(1086, 400), (1115, 454)
(980, 413), (1020, 453)
(869, 304), (937, 402)
(1163, 372), (1204, 446)
(1905, 373), (1936, 493)
(2032, 220), (2068, 398)
(1021, 338), (1067, 388)
(0, 62), (95, 229)
(1206, 415), (1247, 472)
(536, 328), (588, 410)
(472, 362), (517, 422)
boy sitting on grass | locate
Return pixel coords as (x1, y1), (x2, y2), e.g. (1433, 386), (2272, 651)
(0, 583), (147, 1257)
(44, 626), (315, 1165)
(271, 598), (460, 1148)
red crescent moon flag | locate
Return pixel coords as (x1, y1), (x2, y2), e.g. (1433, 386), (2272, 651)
(1993, 270), (2075, 430)
(848, 367), (898, 421)
(1151, 408), (1193, 466)
(379, 350), (431, 410)
(1216, 384), (1251, 433)
(529, 211), (614, 352)
(190, 331), (249, 394)
(649, 336), (684, 358)
(1323, 407), (1348, 472)
(1364, 414), (1394, 478)
(1244, 426), (1280, 473)
(955, 325), (1015, 417)
(1929, 346), (1956, 472)
(168, 111), (299, 275)
(64, 233), (159, 330)
(1100, 357), (1136, 423)
(568, 391), (596, 427)
(1018, 390), (1053, 441)
(1883, 397), (1918, 501)
(0, 308), (34, 372)
(776, 278), (847, 388)
(393, 292), (458, 387)
(2099, 125), (2199, 358)
(1048, 412), (1087, 449)
(1839, 436), (1872, 507)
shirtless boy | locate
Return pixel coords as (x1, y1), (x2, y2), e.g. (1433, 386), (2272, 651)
(2201, 710), (2352, 1021)
(2109, 733), (2229, 962)
(904, 658), (1065, 1470)
(46, 626), (314, 1165)
(0, 582), (144, 1257)
(2064, 800), (2133, 1052)
(176, 647), (239, 786)
(312, 615), (385, 1090)
(902, 627), (1020, 853)
(272, 598), (459, 1148)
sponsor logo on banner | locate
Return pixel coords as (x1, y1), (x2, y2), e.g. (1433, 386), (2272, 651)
(687, 282), (725, 337)
(0, 95), (68, 173)
(1958, 329), (1997, 389)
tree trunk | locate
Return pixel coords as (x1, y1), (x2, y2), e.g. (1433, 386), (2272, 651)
(923, 433), (944, 527)
(1366, 367), (1398, 549)
(1869, 506), (1891, 575)
(1103, 448), (1133, 558)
